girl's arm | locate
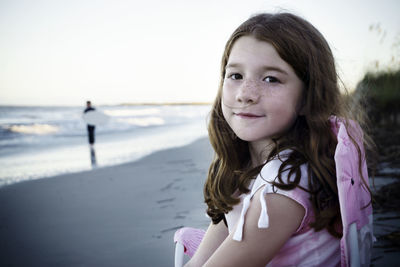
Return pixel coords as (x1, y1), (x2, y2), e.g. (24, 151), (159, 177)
(184, 219), (229, 267)
(203, 187), (305, 267)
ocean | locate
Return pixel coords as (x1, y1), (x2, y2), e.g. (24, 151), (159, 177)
(0, 104), (211, 186)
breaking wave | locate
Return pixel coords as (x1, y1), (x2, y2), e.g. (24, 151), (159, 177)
(117, 117), (165, 127)
(4, 124), (60, 135)
(103, 108), (161, 117)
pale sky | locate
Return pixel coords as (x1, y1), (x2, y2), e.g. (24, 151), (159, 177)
(0, 0), (399, 106)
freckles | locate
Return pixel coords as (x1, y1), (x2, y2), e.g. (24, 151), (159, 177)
(263, 85), (284, 96)
(262, 88), (276, 98)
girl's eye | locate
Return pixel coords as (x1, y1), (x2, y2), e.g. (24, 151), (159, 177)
(264, 76), (279, 83)
(228, 73), (243, 80)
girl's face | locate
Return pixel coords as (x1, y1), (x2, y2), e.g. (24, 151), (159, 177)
(221, 36), (304, 153)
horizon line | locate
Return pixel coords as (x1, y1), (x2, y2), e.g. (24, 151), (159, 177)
(0, 101), (213, 108)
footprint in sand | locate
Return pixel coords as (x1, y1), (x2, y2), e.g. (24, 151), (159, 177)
(174, 210), (189, 220)
(156, 197), (175, 204)
(160, 225), (183, 234)
(160, 182), (174, 191)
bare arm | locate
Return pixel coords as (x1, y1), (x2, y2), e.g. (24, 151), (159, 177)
(203, 188), (305, 267)
(184, 219), (229, 267)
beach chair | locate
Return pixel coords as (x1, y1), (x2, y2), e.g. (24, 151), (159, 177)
(174, 117), (374, 267)
(174, 227), (206, 267)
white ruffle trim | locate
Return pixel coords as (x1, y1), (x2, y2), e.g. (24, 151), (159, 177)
(233, 185), (273, 241)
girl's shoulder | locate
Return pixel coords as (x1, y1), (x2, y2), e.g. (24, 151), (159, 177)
(254, 150), (309, 192)
(248, 150), (312, 220)
(232, 150), (313, 241)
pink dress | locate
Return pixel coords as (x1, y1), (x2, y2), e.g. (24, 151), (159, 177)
(174, 117), (373, 266)
(225, 153), (341, 266)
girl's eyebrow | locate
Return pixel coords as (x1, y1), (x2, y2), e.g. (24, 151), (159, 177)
(225, 63), (243, 69)
(262, 66), (288, 76)
(225, 62), (288, 76)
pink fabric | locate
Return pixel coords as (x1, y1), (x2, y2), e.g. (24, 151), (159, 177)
(225, 159), (315, 238)
(174, 227), (206, 257)
(226, 154), (341, 266)
(330, 117), (373, 266)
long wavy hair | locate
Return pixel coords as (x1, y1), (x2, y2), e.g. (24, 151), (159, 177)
(204, 12), (374, 238)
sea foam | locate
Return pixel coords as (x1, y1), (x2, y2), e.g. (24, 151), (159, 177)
(6, 124), (60, 135)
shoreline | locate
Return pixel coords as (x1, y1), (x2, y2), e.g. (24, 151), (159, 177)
(1, 119), (209, 187)
(0, 135), (206, 189)
(0, 104), (211, 186)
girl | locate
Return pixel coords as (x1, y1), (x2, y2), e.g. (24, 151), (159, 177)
(185, 12), (373, 266)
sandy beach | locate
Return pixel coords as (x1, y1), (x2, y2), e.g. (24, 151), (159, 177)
(1, 137), (399, 266)
(0, 138), (212, 267)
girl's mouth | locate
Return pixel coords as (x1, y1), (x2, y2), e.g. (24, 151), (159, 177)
(235, 112), (264, 118)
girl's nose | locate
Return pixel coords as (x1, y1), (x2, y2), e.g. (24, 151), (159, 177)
(236, 80), (260, 104)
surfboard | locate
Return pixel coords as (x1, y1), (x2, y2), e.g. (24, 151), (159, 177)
(82, 110), (110, 125)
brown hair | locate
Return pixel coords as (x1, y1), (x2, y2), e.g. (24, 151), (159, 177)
(204, 12), (373, 237)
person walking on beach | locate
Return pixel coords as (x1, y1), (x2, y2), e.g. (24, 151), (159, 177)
(185, 13), (374, 266)
(84, 101), (96, 146)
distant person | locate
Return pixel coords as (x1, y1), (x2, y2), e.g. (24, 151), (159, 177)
(84, 101), (96, 146)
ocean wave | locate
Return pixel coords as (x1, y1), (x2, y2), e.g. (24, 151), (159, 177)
(103, 108), (160, 117)
(117, 117), (165, 127)
(4, 124), (60, 135)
